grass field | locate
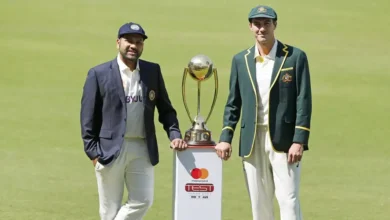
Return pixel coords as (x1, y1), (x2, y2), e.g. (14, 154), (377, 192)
(1, 0), (390, 219)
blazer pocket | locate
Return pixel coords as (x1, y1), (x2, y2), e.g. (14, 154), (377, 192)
(281, 67), (294, 71)
(99, 129), (113, 139)
(284, 115), (295, 124)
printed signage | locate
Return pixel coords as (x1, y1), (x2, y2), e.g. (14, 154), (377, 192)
(172, 147), (222, 220)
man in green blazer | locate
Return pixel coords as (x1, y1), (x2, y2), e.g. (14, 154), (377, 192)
(215, 5), (312, 220)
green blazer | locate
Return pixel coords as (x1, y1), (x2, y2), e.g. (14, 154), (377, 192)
(219, 40), (312, 158)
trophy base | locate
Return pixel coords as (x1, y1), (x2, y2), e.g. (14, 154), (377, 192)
(184, 128), (216, 146)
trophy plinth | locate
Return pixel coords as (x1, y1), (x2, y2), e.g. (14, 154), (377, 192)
(182, 55), (218, 147)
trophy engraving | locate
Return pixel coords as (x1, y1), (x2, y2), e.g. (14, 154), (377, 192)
(182, 55), (218, 146)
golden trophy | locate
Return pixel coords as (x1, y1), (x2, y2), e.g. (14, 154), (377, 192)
(182, 55), (218, 146)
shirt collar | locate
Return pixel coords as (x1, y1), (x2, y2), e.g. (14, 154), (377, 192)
(254, 39), (278, 61)
(117, 54), (140, 72)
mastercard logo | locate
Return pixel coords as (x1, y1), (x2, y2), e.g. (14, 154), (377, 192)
(191, 168), (209, 179)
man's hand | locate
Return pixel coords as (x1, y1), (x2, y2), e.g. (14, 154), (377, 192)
(215, 142), (232, 160)
(92, 158), (98, 167)
(170, 138), (188, 151)
(288, 143), (304, 164)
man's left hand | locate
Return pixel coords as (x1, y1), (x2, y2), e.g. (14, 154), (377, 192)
(288, 143), (304, 164)
(170, 138), (188, 151)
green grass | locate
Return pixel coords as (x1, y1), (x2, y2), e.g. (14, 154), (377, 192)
(1, 0), (389, 219)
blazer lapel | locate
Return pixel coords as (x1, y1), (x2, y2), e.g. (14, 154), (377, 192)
(111, 59), (126, 105)
(244, 46), (259, 96)
(138, 60), (148, 104)
(270, 41), (289, 89)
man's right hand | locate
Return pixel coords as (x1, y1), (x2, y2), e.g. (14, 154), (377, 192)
(215, 142), (232, 161)
(92, 158), (98, 167)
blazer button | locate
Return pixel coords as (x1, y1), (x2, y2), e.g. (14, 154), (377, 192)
(122, 134), (124, 137)
(124, 118), (126, 122)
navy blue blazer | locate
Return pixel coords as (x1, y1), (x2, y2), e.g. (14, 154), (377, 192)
(80, 58), (182, 166)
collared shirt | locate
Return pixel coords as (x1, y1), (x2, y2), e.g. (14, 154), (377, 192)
(254, 39), (278, 125)
(117, 54), (145, 138)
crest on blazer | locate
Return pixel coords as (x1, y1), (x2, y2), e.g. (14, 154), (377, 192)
(282, 73), (293, 83)
(149, 90), (155, 101)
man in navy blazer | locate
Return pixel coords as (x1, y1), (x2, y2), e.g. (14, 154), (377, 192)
(80, 22), (187, 220)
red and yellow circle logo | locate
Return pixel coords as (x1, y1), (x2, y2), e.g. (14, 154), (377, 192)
(191, 168), (209, 179)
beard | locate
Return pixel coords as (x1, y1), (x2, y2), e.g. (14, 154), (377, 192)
(120, 48), (142, 61)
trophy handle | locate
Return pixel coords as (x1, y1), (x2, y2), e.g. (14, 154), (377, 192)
(182, 68), (193, 123)
(205, 68), (218, 124)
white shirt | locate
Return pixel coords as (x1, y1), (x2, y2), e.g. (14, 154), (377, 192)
(117, 54), (145, 138)
(254, 40), (278, 125)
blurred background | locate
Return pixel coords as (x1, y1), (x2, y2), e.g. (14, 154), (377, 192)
(1, 0), (389, 219)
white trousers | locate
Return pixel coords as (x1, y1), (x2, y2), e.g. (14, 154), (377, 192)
(94, 138), (154, 220)
(242, 125), (303, 220)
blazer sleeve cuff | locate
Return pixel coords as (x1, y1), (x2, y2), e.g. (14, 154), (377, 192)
(169, 130), (182, 141)
(86, 149), (99, 160)
(293, 126), (310, 144)
(218, 126), (234, 144)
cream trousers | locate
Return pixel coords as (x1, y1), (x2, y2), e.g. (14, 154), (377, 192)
(242, 125), (303, 220)
(94, 138), (154, 220)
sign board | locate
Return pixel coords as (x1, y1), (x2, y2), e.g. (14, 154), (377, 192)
(172, 146), (223, 220)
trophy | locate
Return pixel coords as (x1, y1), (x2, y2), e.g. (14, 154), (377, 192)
(182, 54), (218, 146)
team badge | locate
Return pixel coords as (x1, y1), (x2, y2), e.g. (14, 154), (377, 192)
(258, 7), (267, 13)
(130, 24), (140, 30)
(282, 73), (293, 83)
(149, 90), (155, 101)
